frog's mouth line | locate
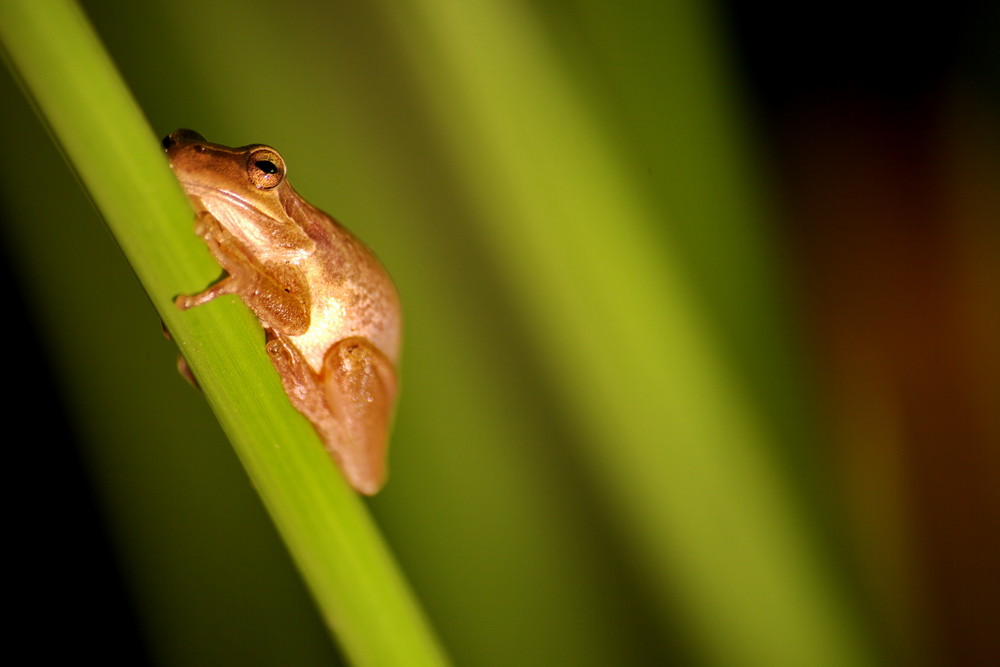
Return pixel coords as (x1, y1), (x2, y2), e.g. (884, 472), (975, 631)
(177, 180), (271, 218)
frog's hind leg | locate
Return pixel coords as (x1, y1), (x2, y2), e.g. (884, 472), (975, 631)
(319, 337), (398, 495)
(266, 333), (397, 495)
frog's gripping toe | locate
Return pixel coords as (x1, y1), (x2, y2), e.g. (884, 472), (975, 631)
(321, 337), (398, 495)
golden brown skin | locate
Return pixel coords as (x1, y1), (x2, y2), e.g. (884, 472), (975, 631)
(164, 129), (401, 494)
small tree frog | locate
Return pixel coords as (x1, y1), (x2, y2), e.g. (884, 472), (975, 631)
(163, 129), (401, 495)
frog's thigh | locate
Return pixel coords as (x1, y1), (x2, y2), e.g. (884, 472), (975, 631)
(321, 336), (398, 495)
(266, 332), (325, 411)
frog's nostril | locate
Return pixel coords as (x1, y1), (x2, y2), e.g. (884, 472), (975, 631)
(163, 129), (208, 151)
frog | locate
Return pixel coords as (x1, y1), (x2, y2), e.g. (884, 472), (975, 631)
(163, 129), (401, 495)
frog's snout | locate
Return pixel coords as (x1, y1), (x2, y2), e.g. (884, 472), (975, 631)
(162, 128), (207, 152)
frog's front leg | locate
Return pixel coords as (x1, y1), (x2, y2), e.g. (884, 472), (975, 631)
(176, 210), (311, 335)
(174, 274), (242, 310)
(266, 332), (397, 495)
(175, 210), (259, 309)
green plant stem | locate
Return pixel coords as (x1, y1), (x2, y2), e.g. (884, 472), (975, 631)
(0, 2), (448, 665)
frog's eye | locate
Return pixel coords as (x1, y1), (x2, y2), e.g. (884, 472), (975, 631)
(247, 149), (286, 189)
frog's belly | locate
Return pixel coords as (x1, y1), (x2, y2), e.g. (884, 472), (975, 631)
(286, 299), (347, 372)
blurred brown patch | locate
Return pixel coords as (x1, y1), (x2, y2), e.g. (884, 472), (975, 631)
(780, 92), (1000, 666)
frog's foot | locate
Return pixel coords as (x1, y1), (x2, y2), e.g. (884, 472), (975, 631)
(163, 323), (201, 389)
